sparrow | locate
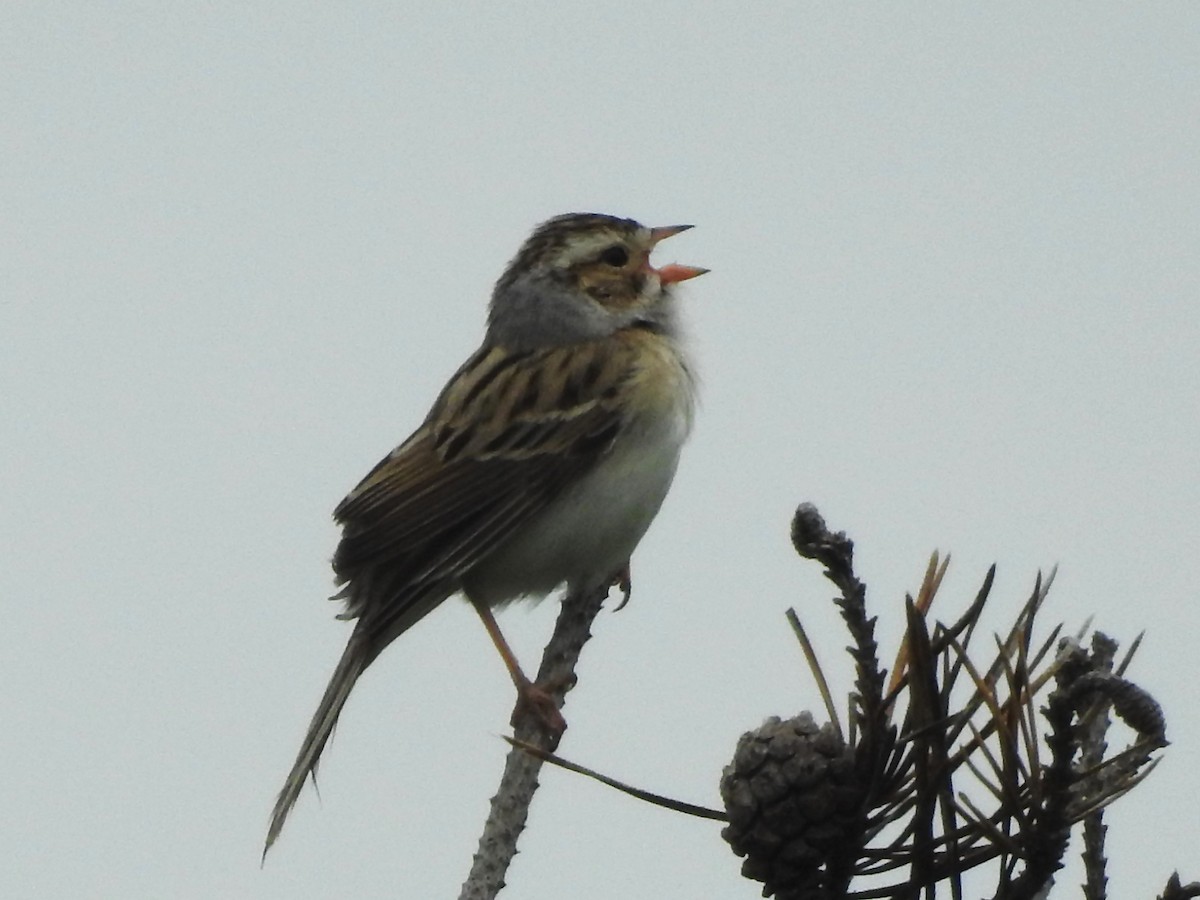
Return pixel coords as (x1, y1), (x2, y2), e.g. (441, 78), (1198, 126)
(264, 212), (706, 854)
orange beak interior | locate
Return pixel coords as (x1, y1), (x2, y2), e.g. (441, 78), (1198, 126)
(647, 224), (708, 285)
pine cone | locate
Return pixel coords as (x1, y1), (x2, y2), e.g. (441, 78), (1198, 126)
(720, 713), (864, 899)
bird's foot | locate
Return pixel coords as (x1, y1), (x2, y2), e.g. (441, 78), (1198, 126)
(511, 677), (569, 748)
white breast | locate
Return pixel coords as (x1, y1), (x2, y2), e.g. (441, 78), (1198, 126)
(464, 344), (694, 606)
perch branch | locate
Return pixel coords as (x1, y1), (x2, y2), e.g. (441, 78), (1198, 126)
(458, 582), (610, 900)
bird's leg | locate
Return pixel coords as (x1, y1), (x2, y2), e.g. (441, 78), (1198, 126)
(611, 561), (633, 611)
(470, 598), (567, 738)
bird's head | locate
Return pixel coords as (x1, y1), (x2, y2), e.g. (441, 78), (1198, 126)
(488, 213), (707, 349)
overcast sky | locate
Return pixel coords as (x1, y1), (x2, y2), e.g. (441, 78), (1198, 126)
(4, 4), (1198, 898)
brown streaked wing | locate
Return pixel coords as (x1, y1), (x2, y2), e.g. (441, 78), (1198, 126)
(331, 338), (635, 618)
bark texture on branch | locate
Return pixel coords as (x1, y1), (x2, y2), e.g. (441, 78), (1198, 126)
(458, 583), (610, 900)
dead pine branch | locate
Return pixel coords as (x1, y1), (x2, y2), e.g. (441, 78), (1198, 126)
(458, 582), (610, 900)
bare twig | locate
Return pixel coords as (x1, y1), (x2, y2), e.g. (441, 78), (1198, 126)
(458, 583), (610, 900)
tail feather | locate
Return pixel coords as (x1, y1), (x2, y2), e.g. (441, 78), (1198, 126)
(263, 636), (368, 858)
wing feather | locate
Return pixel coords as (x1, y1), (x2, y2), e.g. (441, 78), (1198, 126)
(331, 339), (637, 631)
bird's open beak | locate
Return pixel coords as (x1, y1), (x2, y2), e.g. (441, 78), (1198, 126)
(648, 224), (709, 285)
(657, 263), (710, 284)
(650, 224), (694, 244)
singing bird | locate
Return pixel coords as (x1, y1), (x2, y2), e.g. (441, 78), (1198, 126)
(265, 213), (706, 854)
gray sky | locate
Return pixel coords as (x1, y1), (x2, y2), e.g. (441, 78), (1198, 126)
(4, 4), (1198, 898)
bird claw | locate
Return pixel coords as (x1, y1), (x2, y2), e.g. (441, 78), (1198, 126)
(611, 564), (632, 611)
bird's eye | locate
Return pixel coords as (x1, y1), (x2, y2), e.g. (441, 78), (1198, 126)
(598, 245), (629, 267)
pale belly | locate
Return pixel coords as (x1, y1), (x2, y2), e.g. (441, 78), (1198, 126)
(462, 403), (690, 606)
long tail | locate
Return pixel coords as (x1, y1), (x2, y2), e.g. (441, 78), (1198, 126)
(263, 635), (369, 859)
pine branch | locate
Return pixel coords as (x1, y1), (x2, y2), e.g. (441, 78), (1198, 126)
(458, 582), (609, 900)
